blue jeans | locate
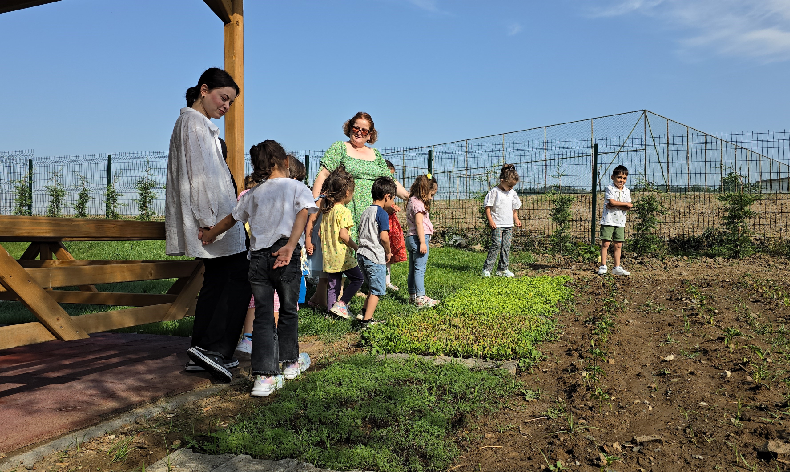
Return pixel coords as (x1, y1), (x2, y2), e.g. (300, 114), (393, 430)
(248, 239), (301, 376)
(405, 234), (430, 297)
(357, 254), (387, 297)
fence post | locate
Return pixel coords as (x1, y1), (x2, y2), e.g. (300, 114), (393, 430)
(106, 154), (112, 217)
(590, 143), (599, 245)
(428, 148), (433, 176)
(27, 158), (33, 216)
(304, 154), (310, 184)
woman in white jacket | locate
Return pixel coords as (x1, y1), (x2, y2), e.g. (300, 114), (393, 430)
(165, 67), (250, 382)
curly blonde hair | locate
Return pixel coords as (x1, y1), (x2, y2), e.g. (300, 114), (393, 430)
(342, 111), (378, 145)
(409, 174), (438, 211)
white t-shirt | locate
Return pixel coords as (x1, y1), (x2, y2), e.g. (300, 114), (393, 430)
(600, 184), (631, 228)
(232, 178), (318, 251)
(483, 186), (522, 227)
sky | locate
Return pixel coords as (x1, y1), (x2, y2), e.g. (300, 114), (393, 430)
(1, 0), (789, 157)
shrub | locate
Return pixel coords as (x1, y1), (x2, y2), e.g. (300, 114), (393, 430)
(135, 164), (157, 221)
(362, 275), (572, 360)
(74, 175), (91, 218)
(548, 192), (575, 255)
(718, 191), (761, 258)
(45, 171), (67, 218)
(630, 182), (667, 256)
(105, 178), (122, 220)
(12, 172), (33, 216)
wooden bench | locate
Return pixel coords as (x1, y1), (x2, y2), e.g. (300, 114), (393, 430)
(0, 216), (203, 350)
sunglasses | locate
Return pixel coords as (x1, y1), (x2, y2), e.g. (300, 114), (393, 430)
(351, 125), (371, 137)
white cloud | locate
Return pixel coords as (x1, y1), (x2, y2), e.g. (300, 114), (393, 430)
(507, 22), (522, 36)
(586, 0), (790, 62)
(406, 0), (443, 13)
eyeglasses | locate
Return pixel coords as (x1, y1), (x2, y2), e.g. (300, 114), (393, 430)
(351, 125), (370, 137)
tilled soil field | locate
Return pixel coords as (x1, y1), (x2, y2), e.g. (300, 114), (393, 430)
(7, 253), (790, 472)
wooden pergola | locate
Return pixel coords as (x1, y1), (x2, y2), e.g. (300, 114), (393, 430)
(0, 0), (247, 191)
(0, 0), (246, 349)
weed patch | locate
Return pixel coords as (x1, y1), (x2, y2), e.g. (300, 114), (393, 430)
(361, 276), (572, 360)
(198, 354), (521, 472)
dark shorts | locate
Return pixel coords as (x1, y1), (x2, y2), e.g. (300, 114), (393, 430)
(600, 225), (625, 242)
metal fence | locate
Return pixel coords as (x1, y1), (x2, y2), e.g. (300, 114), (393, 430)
(3, 110), (789, 243)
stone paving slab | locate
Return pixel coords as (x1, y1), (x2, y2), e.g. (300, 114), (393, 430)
(147, 449), (368, 472)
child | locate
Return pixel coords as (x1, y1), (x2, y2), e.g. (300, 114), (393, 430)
(405, 174), (439, 308)
(320, 167), (365, 319)
(235, 156), (308, 358)
(598, 165), (633, 276)
(200, 140), (316, 397)
(482, 163), (522, 277)
(356, 176), (397, 326)
(384, 160), (407, 290)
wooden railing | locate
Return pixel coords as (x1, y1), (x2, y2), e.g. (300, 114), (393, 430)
(0, 216), (203, 350)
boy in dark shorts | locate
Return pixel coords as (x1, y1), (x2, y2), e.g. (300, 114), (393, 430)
(598, 165), (633, 276)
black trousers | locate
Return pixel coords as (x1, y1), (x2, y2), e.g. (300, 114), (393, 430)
(191, 251), (252, 359)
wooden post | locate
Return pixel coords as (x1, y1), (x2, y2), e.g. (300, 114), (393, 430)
(224, 0), (245, 194)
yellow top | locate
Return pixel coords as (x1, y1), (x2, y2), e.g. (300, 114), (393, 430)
(320, 203), (357, 273)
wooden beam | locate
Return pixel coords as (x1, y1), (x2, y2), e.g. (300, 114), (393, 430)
(0, 290), (178, 306)
(71, 304), (172, 334)
(203, 0), (233, 23)
(0, 0), (60, 15)
(224, 0), (244, 194)
(0, 216), (165, 242)
(0, 322), (57, 350)
(163, 262), (204, 320)
(19, 242), (42, 260)
(15, 260), (199, 288)
(51, 242), (99, 292)
(0, 246), (86, 341)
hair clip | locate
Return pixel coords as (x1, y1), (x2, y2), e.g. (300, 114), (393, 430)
(426, 173), (432, 180)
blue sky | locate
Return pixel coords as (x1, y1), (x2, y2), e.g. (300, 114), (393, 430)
(1, 0), (788, 156)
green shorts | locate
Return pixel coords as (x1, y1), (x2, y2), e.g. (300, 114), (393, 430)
(600, 225), (625, 242)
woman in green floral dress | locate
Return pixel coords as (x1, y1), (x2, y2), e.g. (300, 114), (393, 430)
(309, 112), (409, 242)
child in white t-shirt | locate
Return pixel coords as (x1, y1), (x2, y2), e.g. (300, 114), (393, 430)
(482, 164), (522, 277)
(200, 140), (317, 397)
(598, 165), (633, 276)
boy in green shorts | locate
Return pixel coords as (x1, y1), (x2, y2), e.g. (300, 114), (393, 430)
(598, 165), (633, 276)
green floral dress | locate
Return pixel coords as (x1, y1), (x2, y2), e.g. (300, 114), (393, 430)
(321, 141), (390, 242)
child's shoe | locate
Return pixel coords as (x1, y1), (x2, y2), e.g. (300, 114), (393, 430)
(283, 353), (311, 380)
(251, 374), (284, 397)
(386, 282), (399, 291)
(235, 336), (252, 357)
(360, 318), (385, 329)
(597, 265), (608, 275)
(330, 302), (350, 319)
(413, 296), (439, 308)
(611, 266), (630, 276)
(482, 270), (491, 277)
(496, 270), (515, 277)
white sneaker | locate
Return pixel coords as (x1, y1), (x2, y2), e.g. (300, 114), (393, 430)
(283, 353), (311, 380)
(251, 374), (284, 397)
(482, 270), (491, 277)
(612, 266), (630, 276)
(235, 337), (252, 356)
(597, 265), (608, 275)
(496, 270), (515, 277)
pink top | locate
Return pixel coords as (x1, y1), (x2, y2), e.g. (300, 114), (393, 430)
(406, 197), (434, 236)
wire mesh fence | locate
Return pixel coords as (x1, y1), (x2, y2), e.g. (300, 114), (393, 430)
(2, 110), (789, 245)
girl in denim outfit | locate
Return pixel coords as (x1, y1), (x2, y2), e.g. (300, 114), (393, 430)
(200, 140), (316, 397)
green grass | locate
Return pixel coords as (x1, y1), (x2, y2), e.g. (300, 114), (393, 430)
(361, 276), (572, 361)
(197, 354), (521, 472)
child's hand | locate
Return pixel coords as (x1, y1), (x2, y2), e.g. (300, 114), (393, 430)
(199, 227), (216, 245)
(386, 251), (392, 262)
(272, 244), (295, 269)
(419, 242), (427, 254)
(489, 221), (497, 229)
(305, 241), (314, 255)
(514, 219), (522, 227)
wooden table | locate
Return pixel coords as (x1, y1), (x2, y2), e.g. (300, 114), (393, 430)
(0, 216), (203, 350)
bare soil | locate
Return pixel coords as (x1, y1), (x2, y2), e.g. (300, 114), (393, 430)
(8, 253), (790, 472)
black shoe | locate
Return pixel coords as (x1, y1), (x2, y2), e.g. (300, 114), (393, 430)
(185, 356), (239, 372)
(186, 347), (232, 382)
